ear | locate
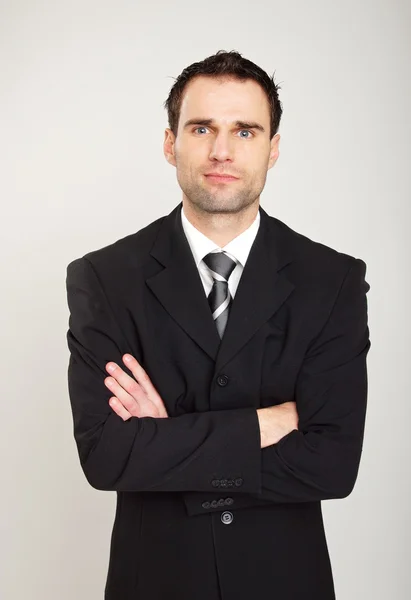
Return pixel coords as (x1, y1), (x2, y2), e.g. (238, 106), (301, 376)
(164, 128), (177, 167)
(267, 133), (280, 170)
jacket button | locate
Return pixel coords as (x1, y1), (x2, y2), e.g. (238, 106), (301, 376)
(211, 500), (218, 508)
(217, 375), (229, 387)
(217, 498), (225, 507)
(212, 480), (220, 487)
(221, 511), (234, 525)
(202, 501), (211, 509)
(235, 478), (243, 487)
(225, 497), (234, 505)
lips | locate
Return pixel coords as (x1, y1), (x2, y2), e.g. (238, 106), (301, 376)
(205, 173), (239, 182)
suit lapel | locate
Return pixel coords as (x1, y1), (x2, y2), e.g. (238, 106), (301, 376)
(146, 204), (221, 361)
(215, 206), (295, 371)
(146, 203), (295, 368)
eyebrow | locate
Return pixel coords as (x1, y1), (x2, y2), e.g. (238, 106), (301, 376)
(183, 118), (266, 133)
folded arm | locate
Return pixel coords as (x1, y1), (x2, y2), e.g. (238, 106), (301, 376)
(66, 257), (263, 494)
(183, 258), (371, 515)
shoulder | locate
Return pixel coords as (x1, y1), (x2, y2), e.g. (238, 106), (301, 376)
(66, 214), (166, 278)
(266, 213), (368, 287)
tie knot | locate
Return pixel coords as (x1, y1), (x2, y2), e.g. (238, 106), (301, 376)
(203, 251), (237, 282)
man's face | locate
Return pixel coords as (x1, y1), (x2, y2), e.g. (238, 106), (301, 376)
(164, 76), (280, 215)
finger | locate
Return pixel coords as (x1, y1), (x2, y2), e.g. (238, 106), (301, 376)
(122, 354), (166, 414)
(122, 355), (153, 393)
(104, 370), (165, 418)
(105, 362), (149, 408)
(104, 375), (145, 415)
(108, 396), (132, 421)
(106, 381), (159, 418)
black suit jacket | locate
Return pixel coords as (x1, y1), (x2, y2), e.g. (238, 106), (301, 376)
(66, 202), (371, 600)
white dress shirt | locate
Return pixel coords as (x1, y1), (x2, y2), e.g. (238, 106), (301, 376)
(180, 205), (261, 298)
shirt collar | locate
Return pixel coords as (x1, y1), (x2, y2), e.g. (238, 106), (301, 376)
(180, 205), (260, 268)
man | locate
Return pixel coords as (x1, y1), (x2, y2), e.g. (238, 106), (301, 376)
(66, 50), (371, 600)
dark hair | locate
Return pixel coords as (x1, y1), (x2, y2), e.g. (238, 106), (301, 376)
(163, 50), (283, 140)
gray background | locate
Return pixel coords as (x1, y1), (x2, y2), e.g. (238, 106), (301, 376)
(1, 0), (410, 598)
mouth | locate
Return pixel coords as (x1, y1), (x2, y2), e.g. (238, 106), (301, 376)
(204, 174), (239, 183)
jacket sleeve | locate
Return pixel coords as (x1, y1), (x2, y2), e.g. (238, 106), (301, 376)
(183, 257), (371, 516)
(66, 256), (262, 493)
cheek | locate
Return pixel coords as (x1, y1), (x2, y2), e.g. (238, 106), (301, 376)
(248, 154), (270, 177)
(176, 147), (205, 175)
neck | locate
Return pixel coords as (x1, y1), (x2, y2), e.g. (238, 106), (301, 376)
(182, 199), (260, 247)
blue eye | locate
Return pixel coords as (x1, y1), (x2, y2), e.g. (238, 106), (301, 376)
(193, 127), (253, 138)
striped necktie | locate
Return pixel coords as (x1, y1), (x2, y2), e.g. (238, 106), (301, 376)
(203, 251), (238, 338)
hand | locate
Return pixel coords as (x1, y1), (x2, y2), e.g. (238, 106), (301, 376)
(257, 401), (298, 448)
(104, 354), (169, 420)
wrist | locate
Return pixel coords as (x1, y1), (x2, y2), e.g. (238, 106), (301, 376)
(257, 404), (297, 449)
(256, 408), (272, 449)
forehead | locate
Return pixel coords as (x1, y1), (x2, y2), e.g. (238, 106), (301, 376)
(179, 76), (270, 124)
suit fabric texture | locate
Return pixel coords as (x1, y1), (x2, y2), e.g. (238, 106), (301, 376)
(66, 203), (371, 600)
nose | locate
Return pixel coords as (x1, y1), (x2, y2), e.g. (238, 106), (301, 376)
(208, 131), (234, 162)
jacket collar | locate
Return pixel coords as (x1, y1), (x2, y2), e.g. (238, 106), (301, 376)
(146, 203), (295, 371)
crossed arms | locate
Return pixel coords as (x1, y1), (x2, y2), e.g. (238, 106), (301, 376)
(66, 256), (370, 510)
(103, 353), (298, 448)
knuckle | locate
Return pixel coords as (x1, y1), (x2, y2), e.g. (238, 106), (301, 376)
(128, 381), (140, 396)
(129, 406), (140, 417)
(140, 372), (149, 384)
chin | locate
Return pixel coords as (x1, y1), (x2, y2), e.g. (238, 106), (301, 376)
(193, 197), (255, 215)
